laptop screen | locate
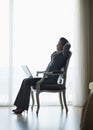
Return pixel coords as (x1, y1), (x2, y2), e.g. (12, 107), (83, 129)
(21, 65), (33, 78)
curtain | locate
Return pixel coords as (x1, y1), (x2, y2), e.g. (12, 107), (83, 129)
(72, 0), (89, 106)
(0, 0), (75, 106)
(0, 0), (9, 105)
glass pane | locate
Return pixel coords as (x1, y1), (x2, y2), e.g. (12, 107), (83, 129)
(0, 0), (9, 105)
(13, 0), (74, 105)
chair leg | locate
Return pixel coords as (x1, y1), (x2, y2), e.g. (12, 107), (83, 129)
(59, 92), (63, 110)
(36, 91), (40, 116)
(31, 90), (34, 111)
(63, 90), (68, 113)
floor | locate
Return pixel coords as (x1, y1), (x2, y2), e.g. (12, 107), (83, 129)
(0, 106), (82, 130)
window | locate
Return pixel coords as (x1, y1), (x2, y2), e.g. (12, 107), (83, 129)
(0, 0), (75, 106)
(13, 0), (74, 105)
(0, 0), (9, 105)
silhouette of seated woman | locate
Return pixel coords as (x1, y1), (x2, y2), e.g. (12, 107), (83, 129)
(12, 37), (71, 114)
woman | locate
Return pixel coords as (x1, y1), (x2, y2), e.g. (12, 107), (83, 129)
(12, 37), (70, 114)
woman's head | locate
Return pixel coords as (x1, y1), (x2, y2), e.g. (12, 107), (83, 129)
(56, 37), (69, 51)
(59, 37), (69, 46)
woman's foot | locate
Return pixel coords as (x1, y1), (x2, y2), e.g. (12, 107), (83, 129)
(12, 107), (19, 112)
(13, 109), (25, 114)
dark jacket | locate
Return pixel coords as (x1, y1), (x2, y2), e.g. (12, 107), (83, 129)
(45, 43), (71, 80)
(46, 43), (71, 72)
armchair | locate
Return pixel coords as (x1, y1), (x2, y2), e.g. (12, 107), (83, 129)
(31, 51), (72, 116)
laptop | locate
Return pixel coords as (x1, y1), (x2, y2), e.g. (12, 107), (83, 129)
(21, 65), (33, 78)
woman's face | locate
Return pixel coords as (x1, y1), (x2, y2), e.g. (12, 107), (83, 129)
(56, 41), (63, 51)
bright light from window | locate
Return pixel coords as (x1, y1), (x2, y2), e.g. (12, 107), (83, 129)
(0, 0), (9, 105)
(13, 0), (75, 105)
(13, 0), (74, 73)
(0, 0), (9, 67)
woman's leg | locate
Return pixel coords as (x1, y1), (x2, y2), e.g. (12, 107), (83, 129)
(13, 77), (41, 111)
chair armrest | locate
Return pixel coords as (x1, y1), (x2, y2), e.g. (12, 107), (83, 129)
(36, 71), (45, 76)
(36, 70), (64, 76)
(36, 70), (64, 90)
(52, 70), (64, 74)
(44, 70), (64, 76)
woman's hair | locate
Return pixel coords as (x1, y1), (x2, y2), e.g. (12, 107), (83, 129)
(59, 37), (69, 46)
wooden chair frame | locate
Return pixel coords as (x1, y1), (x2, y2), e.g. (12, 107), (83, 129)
(31, 52), (72, 116)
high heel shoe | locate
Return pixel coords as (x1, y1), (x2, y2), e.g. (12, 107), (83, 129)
(12, 107), (19, 112)
(14, 109), (25, 114)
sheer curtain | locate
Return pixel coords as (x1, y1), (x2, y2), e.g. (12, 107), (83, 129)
(12, 0), (74, 106)
(0, 0), (9, 105)
(0, 0), (89, 106)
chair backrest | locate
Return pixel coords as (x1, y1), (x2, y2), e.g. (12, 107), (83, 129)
(58, 51), (72, 86)
(64, 51), (72, 76)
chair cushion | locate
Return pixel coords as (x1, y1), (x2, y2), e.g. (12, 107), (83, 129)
(40, 84), (65, 91)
